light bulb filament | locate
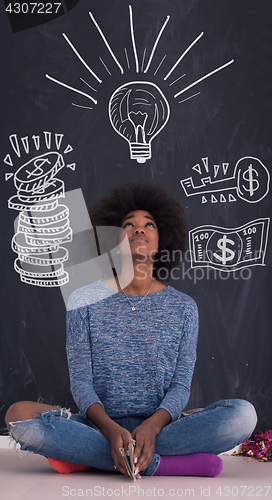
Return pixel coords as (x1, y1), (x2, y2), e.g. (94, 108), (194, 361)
(128, 111), (148, 143)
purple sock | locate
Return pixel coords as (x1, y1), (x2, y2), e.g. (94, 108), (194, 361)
(155, 453), (223, 477)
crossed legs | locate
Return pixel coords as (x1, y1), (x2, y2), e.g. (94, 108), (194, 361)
(5, 399), (257, 477)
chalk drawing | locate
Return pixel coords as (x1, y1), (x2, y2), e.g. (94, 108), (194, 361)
(45, 5), (234, 163)
(180, 156), (270, 204)
(189, 218), (270, 272)
(5, 133), (75, 287)
(108, 82), (170, 163)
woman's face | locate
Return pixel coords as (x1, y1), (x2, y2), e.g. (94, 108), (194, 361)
(120, 210), (159, 260)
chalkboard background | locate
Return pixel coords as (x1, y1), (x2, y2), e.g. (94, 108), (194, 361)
(1, 0), (271, 434)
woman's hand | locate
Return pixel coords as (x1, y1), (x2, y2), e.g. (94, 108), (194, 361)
(131, 421), (157, 474)
(86, 404), (171, 477)
(131, 409), (172, 475)
(106, 423), (134, 477)
(86, 403), (135, 477)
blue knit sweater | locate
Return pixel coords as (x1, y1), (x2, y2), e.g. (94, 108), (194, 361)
(66, 280), (198, 421)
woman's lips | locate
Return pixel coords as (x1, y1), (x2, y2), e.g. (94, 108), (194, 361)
(131, 236), (148, 243)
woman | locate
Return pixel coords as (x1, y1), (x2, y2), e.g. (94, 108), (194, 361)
(5, 181), (257, 478)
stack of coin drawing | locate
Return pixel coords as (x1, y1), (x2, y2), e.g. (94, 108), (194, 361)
(9, 151), (72, 287)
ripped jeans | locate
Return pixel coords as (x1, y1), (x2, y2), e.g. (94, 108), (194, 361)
(9, 399), (257, 476)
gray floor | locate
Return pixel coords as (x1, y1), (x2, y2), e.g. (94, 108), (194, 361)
(1, 449), (271, 500)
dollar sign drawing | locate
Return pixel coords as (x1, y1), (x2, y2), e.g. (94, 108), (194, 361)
(26, 158), (51, 178)
(213, 235), (235, 265)
(242, 164), (259, 197)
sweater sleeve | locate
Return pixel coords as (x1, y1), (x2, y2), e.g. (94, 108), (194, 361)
(66, 306), (104, 416)
(156, 299), (199, 421)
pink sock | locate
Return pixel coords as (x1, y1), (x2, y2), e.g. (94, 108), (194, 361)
(48, 457), (91, 474)
(155, 453), (223, 477)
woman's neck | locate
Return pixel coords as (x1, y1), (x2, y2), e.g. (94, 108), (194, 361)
(103, 261), (167, 295)
(118, 257), (154, 294)
(120, 277), (154, 295)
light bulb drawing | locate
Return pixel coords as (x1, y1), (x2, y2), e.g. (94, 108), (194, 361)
(109, 82), (170, 163)
(45, 4), (234, 162)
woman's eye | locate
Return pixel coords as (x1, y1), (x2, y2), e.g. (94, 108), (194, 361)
(123, 221), (156, 228)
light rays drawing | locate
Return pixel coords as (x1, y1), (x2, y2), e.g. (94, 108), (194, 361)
(45, 4), (234, 163)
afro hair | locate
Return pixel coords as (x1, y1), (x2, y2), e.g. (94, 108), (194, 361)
(89, 181), (189, 281)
